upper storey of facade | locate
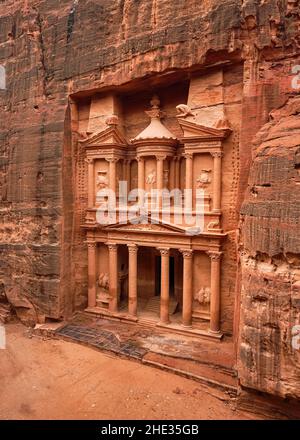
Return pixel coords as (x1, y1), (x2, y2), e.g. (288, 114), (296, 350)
(79, 72), (232, 235)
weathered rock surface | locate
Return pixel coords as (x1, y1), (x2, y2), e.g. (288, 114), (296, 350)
(0, 0), (299, 403)
(239, 96), (300, 399)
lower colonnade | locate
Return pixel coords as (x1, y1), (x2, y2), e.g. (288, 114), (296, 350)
(87, 241), (222, 336)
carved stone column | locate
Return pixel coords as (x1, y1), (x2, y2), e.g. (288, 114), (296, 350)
(86, 158), (95, 209)
(87, 242), (97, 308)
(137, 157), (145, 205)
(137, 157), (145, 191)
(180, 249), (193, 327)
(127, 244), (138, 316)
(124, 159), (131, 191)
(108, 158), (118, 194)
(107, 243), (118, 312)
(175, 157), (181, 189)
(211, 152), (223, 213)
(158, 248), (170, 324)
(156, 155), (165, 191)
(208, 251), (223, 334)
(184, 153), (193, 191)
(156, 155), (166, 211)
(169, 159), (175, 191)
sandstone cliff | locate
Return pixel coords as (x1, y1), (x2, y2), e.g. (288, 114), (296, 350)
(0, 0), (299, 401)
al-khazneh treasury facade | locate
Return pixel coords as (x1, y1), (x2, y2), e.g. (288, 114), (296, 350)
(2, 0), (300, 405)
(78, 74), (234, 340)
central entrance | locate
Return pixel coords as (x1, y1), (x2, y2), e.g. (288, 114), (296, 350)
(134, 248), (182, 322)
(117, 246), (183, 323)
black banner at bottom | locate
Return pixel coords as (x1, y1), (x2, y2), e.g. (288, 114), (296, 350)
(0, 420), (298, 439)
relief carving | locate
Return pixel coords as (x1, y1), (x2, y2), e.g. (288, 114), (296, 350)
(96, 171), (109, 189)
(196, 169), (212, 188)
(146, 169), (156, 185)
(207, 219), (220, 231)
(194, 287), (211, 305)
(98, 273), (109, 291)
(176, 104), (195, 118)
(163, 169), (169, 187)
(105, 115), (119, 126)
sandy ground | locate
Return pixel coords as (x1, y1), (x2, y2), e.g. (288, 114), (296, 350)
(0, 323), (253, 420)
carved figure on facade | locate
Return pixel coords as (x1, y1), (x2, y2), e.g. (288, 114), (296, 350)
(163, 169), (169, 188)
(196, 169), (212, 188)
(96, 171), (109, 189)
(105, 115), (119, 126)
(176, 104), (195, 118)
(146, 169), (156, 185)
(194, 287), (211, 304)
(98, 273), (109, 291)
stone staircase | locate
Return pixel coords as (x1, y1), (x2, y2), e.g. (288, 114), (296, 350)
(137, 296), (178, 327)
(144, 296), (178, 316)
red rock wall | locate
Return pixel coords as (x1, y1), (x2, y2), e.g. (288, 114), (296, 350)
(0, 0), (299, 399)
(238, 96), (300, 399)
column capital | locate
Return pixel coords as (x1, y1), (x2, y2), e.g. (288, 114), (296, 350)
(180, 249), (193, 259)
(106, 242), (118, 252)
(183, 152), (193, 160)
(156, 155), (167, 162)
(158, 247), (170, 256)
(85, 157), (94, 165)
(127, 243), (138, 254)
(106, 157), (119, 163)
(87, 241), (97, 249)
(207, 251), (223, 261)
(211, 151), (223, 159)
(137, 156), (145, 162)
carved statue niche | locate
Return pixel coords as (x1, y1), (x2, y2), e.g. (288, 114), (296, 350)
(194, 287), (211, 305)
(196, 169), (212, 188)
(96, 171), (109, 189)
(146, 169), (156, 186)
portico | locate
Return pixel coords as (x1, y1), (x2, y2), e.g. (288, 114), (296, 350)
(85, 219), (224, 339)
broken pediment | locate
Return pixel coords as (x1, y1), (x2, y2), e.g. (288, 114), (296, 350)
(79, 125), (128, 148)
(178, 119), (231, 141)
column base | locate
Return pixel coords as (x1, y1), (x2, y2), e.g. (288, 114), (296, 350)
(157, 320), (170, 326)
(208, 328), (222, 336)
(181, 323), (193, 329)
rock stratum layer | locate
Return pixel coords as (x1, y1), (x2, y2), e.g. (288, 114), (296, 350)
(0, 0), (300, 402)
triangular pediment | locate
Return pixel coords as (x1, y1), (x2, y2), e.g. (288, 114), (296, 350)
(80, 126), (128, 147)
(103, 215), (186, 234)
(178, 119), (231, 141)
